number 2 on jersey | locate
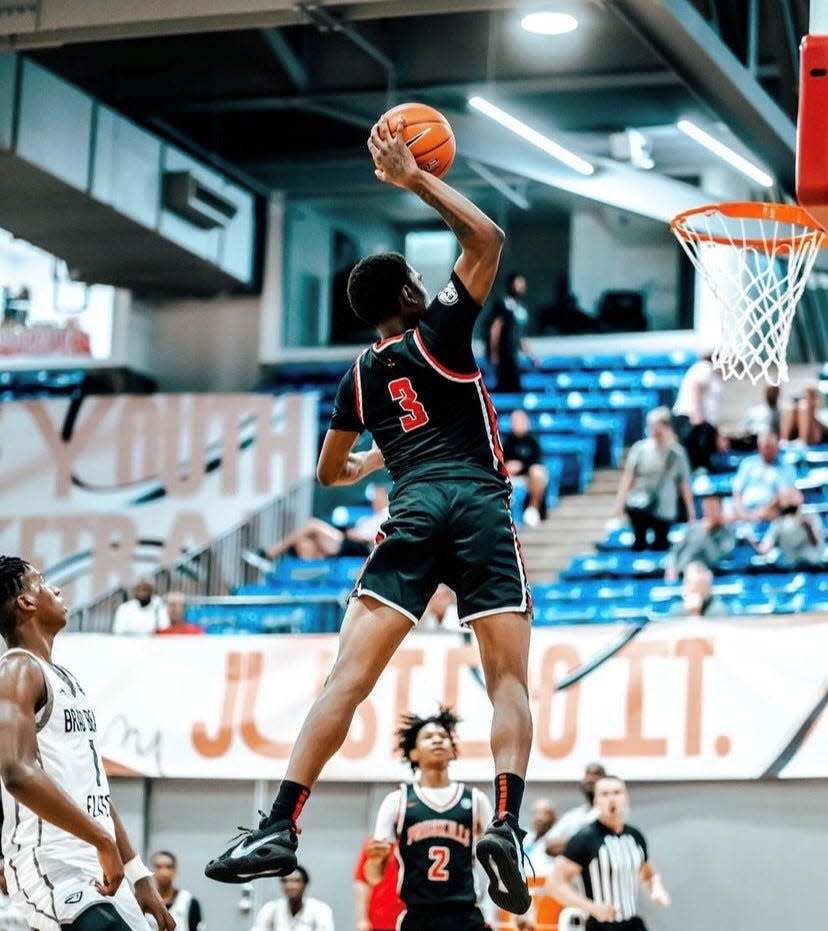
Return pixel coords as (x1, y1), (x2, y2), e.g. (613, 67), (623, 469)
(388, 377), (429, 432)
(427, 845), (450, 882)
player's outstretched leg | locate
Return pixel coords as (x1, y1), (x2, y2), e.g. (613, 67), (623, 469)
(470, 610), (533, 914)
(205, 595), (411, 883)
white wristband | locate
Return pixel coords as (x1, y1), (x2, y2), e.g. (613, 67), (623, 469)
(124, 856), (153, 887)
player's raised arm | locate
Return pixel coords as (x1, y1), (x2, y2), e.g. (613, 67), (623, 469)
(369, 117), (504, 304)
(0, 655), (124, 895)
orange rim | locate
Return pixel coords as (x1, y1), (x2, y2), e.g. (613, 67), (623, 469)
(671, 201), (827, 250)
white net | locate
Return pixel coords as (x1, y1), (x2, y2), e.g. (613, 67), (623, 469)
(671, 203), (826, 385)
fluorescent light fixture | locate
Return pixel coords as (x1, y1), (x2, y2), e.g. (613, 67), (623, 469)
(521, 11), (578, 35)
(677, 119), (774, 188)
(468, 95), (595, 176)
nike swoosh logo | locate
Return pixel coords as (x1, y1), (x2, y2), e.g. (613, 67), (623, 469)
(487, 857), (509, 894)
(405, 128), (431, 147)
(228, 833), (276, 860)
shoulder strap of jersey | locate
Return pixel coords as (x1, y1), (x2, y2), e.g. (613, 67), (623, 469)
(395, 782), (409, 836)
(353, 348), (369, 426)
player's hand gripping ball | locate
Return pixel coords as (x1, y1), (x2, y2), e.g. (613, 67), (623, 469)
(380, 102), (456, 179)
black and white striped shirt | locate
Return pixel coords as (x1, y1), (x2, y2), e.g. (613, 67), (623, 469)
(563, 820), (648, 921)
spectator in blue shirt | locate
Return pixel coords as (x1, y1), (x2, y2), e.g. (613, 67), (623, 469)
(731, 430), (796, 522)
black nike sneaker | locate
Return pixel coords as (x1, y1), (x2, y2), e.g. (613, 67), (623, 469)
(205, 815), (298, 883)
(475, 815), (532, 914)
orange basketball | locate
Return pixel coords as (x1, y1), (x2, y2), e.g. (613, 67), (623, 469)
(382, 102), (456, 179)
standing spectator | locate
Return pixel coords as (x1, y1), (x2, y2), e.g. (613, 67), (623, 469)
(156, 591), (205, 635)
(669, 562), (729, 618)
(748, 487), (824, 567)
(664, 493), (736, 581)
(731, 430), (797, 522)
(488, 272), (535, 392)
(545, 763), (606, 857)
(671, 353), (724, 471)
(151, 850), (205, 931)
(354, 838), (404, 931)
(502, 409), (550, 527)
(0, 861), (28, 931)
(112, 577), (170, 635)
(523, 798), (557, 876)
(546, 776), (670, 931)
(614, 407), (694, 552)
(781, 382), (828, 446)
(250, 867), (334, 931)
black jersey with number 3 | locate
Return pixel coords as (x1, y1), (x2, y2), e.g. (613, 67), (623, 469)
(397, 783), (476, 908)
(330, 273), (510, 487)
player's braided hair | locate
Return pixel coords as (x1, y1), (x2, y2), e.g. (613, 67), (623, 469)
(396, 705), (461, 772)
(0, 556), (30, 641)
(347, 251), (411, 325)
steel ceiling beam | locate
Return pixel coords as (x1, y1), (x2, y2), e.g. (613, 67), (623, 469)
(260, 28), (309, 91)
(610, 0), (796, 190)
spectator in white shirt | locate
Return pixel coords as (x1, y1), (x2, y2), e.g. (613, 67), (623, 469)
(112, 578), (170, 635)
(545, 762), (606, 857)
(523, 797), (558, 876)
(250, 867), (334, 931)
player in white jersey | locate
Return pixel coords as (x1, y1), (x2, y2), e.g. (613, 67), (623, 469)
(0, 556), (175, 931)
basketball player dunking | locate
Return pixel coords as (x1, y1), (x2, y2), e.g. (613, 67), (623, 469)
(206, 116), (533, 914)
(0, 557), (174, 931)
(365, 708), (531, 931)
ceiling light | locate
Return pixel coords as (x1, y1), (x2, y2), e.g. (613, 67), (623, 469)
(469, 95), (594, 176)
(676, 119), (774, 188)
(521, 11), (578, 35)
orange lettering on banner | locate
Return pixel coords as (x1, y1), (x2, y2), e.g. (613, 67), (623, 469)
(239, 652), (292, 757)
(444, 645), (489, 758)
(536, 644), (581, 759)
(213, 397), (247, 495)
(601, 641), (669, 756)
(192, 651), (245, 757)
(676, 637), (714, 756)
(26, 398), (110, 498)
(116, 397), (161, 487)
(388, 649), (425, 740)
(91, 515), (137, 594)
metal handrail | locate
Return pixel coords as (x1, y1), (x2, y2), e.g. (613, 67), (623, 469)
(68, 478), (314, 632)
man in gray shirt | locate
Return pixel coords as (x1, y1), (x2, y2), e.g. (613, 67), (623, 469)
(665, 493), (736, 581)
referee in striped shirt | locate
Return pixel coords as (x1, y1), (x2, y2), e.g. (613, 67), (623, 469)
(545, 775), (670, 930)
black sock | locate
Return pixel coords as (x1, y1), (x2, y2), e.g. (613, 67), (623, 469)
(269, 780), (311, 825)
(494, 772), (525, 822)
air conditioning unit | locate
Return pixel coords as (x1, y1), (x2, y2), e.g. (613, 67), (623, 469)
(162, 171), (238, 229)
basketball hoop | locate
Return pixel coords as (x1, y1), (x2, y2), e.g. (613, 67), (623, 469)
(670, 202), (826, 385)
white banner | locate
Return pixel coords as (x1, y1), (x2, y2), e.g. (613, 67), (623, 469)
(53, 617), (828, 781)
(0, 392), (318, 605)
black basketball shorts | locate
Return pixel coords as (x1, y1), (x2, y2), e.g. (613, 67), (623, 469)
(400, 904), (488, 931)
(352, 478), (532, 624)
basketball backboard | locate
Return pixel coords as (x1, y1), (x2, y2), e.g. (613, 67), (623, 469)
(797, 1), (828, 228)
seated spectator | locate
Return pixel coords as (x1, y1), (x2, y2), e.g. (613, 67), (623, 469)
(156, 591), (205, 635)
(502, 409), (549, 527)
(250, 867), (334, 931)
(748, 487), (824, 567)
(112, 578), (170, 635)
(257, 485), (390, 562)
(150, 849), (205, 931)
(614, 407), (695, 551)
(781, 382), (828, 446)
(671, 353), (724, 471)
(419, 583), (461, 631)
(731, 385), (782, 450)
(731, 430), (797, 522)
(664, 493), (737, 581)
(669, 561), (729, 618)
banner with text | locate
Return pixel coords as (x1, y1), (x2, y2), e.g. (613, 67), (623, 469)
(53, 617), (828, 781)
(0, 392), (318, 605)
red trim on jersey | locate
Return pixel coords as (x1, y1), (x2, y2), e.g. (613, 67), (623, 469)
(413, 328), (481, 382)
(373, 333), (407, 351)
(353, 350), (367, 426)
(479, 382), (510, 480)
(510, 521), (532, 615)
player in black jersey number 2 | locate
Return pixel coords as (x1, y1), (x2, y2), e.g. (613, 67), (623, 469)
(206, 115), (533, 915)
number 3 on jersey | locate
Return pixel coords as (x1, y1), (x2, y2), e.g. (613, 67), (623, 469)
(389, 377), (429, 432)
(427, 845), (450, 882)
